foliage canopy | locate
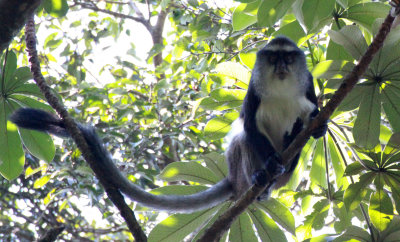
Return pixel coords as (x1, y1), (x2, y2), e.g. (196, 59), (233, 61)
(1, 0), (400, 241)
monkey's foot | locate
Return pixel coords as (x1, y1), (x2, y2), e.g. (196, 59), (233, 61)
(252, 169), (270, 187)
(266, 153), (285, 177)
(309, 109), (328, 139)
(252, 155), (285, 187)
(312, 121), (328, 138)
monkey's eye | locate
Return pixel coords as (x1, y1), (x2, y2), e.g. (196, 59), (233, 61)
(284, 53), (294, 64)
(268, 53), (278, 63)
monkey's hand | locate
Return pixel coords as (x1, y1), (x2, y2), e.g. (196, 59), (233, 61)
(252, 153), (285, 187)
(309, 109), (328, 139)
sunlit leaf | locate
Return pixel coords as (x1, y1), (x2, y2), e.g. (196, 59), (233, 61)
(353, 84), (380, 149)
(248, 207), (287, 242)
(229, 212), (258, 242)
(310, 139), (327, 188)
(159, 161), (220, 184)
(256, 198), (295, 235)
(368, 189), (393, 231)
(257, 0), (295, 28)
(344, 173), (375, 211)
(44, 0), (69, 17)
(148, 206), (219, 242)
(342, 2), (390, 30)
(328, 26), (368, 60)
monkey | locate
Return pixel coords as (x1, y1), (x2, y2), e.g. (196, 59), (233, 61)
(10, 36), (327, 213)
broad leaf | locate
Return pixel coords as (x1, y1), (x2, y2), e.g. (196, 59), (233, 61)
(369, 189), (393, 231)
(248, 207), (287, 241)
(342, 2), (390, 31)
(257, 0), (295, 28)
(353, 84), (380, 149)
(256, 198), (295, 235)
(159, 161), (220, 184)
(343, 173), (375, 212)
(148, 206), (219, 242)
(229, 212), (258, 242)
(310, 138), (327, 188)
(329, 25), (368, 60)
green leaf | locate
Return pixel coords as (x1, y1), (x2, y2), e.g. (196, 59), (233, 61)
(382, 83), (400, 132)
(328, 136), (348, 189)
(191, 202), (232, 241)
(369, 189), (393, 231)
(239, 51), (257, 70)
(3, 67), (33, 93)
(148, 206), (219, 242)
(34, 175), (51, 189)
(256, 198), (295, 235)
(312, 60), (354, 79)
(310, 139), (327, 188)
(215, 61), (251, 87)
(297, 199), (330, 239)
(343, 173), (375, 212)
(257, 0), (295, 28)
(337, 84), (366, 111)
(248, 207), (287, 241)
(159, 161), (220, 184)
(202, 152), (228, 179)
(333, 226), (371, 242)
(204, 112), (239, 141)
(9, 84), (45, 99)
(369, 41), (400, 77)
(292, 0), (335, 33)
(353, 84), (380, 149)
(200, 88), (246, 111)
(342, 2), (390, 31)
(272, 20), (307, 46)
(0, 121), (24, 180)
(328, 26), (368, 60)
(18, 129), (55, 163)
(44, 0), (69, 17)
(2, 51), (17, 86)
(381, 216), (400, 241)
(343, 161), (365, 176)
(285, 139), (316, 190)
(232, 2), (259, 31)
(7, 95), (54, 113)
(333, 203), (352, 234)
(326, 19), (354, 61)
(229, 212), (258, 242)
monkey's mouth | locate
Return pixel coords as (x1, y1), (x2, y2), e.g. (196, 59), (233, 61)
(275, 71), (288, 80)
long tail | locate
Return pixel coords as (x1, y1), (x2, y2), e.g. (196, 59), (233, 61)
(10, 108), (232, 213)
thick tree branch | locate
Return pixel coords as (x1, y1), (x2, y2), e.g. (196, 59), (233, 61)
(198, 7), (398, 242)
(0, 0), (41, 52)
(24, 15), (147, 242)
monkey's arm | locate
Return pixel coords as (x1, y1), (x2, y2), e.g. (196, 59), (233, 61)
(241, 83), (284, 186)
(10, 108), (232, 213)
(305, 72), (327, 139)
(241, 83), (276, 161)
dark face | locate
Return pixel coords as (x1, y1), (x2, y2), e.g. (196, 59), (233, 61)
(258, 49), (302, 80)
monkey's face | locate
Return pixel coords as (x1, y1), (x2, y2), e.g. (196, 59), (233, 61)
(251, 37), (309, 97)
(262, 50), (302, 80)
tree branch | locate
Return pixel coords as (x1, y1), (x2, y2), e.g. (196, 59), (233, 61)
(24, 15), (147, 242)
(198, 7), (398, 242)
(73, 0), (153, 32)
